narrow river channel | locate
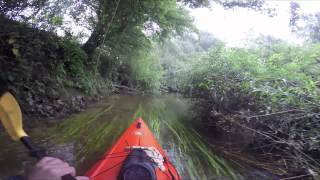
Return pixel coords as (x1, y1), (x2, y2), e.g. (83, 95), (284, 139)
(0, 94), (272, 180)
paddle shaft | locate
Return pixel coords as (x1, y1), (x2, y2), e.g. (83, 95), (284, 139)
(20, 137), (77, 180)
(21, 136), (46, 159)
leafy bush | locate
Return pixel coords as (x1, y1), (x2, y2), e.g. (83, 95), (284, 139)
(178, 41), (320, 175)
(59, 39), (87, 79)
(57, 39), (111, 95)
(185, 43), (320, 111)
(129, 49), (163, 91)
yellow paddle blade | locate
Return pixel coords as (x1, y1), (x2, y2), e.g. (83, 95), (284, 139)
(0, 92), (27, 141)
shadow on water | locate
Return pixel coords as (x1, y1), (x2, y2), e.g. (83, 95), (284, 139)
(0, 94), (237, 179)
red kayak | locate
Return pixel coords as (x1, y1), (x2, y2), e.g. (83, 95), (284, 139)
(85, 117), (181, 180)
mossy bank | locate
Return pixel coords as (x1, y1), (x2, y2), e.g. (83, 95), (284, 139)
(0, 16), (112, 122)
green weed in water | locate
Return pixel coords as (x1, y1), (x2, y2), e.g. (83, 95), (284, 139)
(48, 95), (236, 179)
(134, 100), (237, 179)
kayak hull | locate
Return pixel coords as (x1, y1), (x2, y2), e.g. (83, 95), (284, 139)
(85, 117), (181, 180)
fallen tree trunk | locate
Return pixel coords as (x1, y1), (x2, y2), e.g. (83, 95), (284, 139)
(112, 84), (140, 93)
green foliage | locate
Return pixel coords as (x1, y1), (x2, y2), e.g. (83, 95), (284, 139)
(59, 39), (87, 78)
(1, 0), (272, 94)
(0, 0), (47, 19)
(289, 2), (320, 43)
(49, 15), (63, 26)
(57, 39), (112, 95)
(129, 48), (163, 91)
(172, 37), (320, 174)
(81, 0), (196, 57)
(56, 63), (66, 83)
(157, 32), (220, 92)
(182, 42), (320, 111)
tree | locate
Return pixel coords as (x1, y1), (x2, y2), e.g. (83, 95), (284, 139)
(0, 0), (47, 20)
(289, 1), (300, 30)
(289, 1), (320, 43)
(199, 31), (219, 50)
(82, 0), (195, 59)
(81, 0), (268, 60)
(301, 13), (320, 43)
(219, 0), (264, 10)
(1, 0), (268, 59)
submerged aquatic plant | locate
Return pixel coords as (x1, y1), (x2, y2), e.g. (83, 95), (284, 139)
(49, 95), (236, 179)
(134, 99), (237, 179)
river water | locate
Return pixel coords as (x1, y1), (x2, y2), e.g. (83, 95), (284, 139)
(0, 94), (271, 179)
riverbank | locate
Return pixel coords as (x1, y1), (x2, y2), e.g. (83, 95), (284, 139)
(191, 91), (320, 179)
(0, 15), (114, 124)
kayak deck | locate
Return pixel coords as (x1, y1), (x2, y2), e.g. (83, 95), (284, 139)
(85, 117), (181, 180)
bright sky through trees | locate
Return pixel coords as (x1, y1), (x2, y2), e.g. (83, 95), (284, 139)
(190, 1), (320, 47)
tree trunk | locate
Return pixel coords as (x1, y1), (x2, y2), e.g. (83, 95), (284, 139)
(82, 0), (120, 59)
(82, 0), (130, 60)
(82, 20), (107, 58)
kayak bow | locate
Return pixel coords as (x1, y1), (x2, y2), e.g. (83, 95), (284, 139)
(86, 117), (181, 180)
